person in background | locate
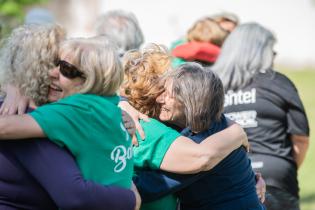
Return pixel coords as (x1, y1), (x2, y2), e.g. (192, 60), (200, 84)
(25, 8), (55, 25)
(211, 22), (309, 210)
(0, 24), (139, 210)
(210, 11), (240, 33)
(170, 11), (239, 68)
(95, 10), (144, 57)
(171, 17), (228, 67)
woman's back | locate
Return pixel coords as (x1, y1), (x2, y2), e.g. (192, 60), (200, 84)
(177, 117), (260, 210)
(224, 71), (309, 198)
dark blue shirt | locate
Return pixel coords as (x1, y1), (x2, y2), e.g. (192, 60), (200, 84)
(0, 101), (135, 210)
(135, 115), (264, 210)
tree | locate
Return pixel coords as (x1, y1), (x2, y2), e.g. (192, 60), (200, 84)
(0, 0), (48, 37)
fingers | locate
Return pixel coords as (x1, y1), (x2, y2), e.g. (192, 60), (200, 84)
(135, 120), (145, 140)
(255, 173), (266, 203)
(18, 99), (28, 115)
(132, 135), (139, 147)
(0, 101), (10, 115)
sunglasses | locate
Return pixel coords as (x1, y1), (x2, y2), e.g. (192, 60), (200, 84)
(57, 60), (85, 79)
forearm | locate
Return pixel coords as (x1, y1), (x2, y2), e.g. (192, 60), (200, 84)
(160, 137), (214, 174)
(291, 135), (309, 168)
(199, 123), (247, 171)
(0, 114), (44, 139)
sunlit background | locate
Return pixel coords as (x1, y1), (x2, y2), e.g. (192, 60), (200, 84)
(1, 0), (314, 209)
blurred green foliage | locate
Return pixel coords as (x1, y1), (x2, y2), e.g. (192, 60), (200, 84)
(0, 0), (48, 37)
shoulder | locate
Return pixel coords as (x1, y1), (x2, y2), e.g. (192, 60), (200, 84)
(254, 71), (298, 96)
(137, 118), (181, 141)
(274, 71), (297, 88)
(140, 119), (177, 133)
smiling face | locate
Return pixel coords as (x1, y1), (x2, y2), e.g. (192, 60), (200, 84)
(156, 78), (186, 128)
(48, 53), (85, 102)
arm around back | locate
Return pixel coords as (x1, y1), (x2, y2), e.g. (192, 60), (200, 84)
(13, 140), (136, 210)
(160, 123), (247, 173)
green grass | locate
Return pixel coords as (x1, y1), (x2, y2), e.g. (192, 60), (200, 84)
(278, 68), (315, 210)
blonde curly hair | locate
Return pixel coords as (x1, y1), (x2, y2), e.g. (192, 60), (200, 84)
(0, 24), (65, 105)
(121, 44), (171, 118)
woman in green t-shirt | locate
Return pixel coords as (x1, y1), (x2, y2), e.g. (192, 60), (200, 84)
(0, 36), (134, 189)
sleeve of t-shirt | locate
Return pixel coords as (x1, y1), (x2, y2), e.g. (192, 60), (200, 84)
(133, 119), (181, 169)
(29, 102), (81, 149)
(278, 73), (310, 136)
(13, 140), (135, 210)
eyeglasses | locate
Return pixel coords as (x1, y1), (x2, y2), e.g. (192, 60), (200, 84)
(57, 60), (85, 79)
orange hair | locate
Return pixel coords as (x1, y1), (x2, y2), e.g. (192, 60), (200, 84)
(121, 44), (171, 118)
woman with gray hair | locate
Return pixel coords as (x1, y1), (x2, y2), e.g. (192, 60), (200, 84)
(0, 24), (138, 210)
(120, 45), (266, 210)
(211, 22), (309, 210)
(95, 10), (144, 56)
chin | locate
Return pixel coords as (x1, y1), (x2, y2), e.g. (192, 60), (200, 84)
(159, 113), (170, 122)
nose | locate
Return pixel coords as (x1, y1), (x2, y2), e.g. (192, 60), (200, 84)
(156, 91), (165, 103)
(49, 66), (60, 79)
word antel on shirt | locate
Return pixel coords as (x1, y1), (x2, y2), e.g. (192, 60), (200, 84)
(110, 122), (133, 173)
(224, 88), (258, 128)
(224, 88), (256, 107)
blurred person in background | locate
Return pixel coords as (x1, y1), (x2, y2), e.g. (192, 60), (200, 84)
(211, 22), (309, 210)
(171, 17), (228, 67)
(210, 11), (240, 33)
(25, 8), (55, 25)
(170, 11), (239, 68)
(95, 10), (144, 57)
(0, 24), (139, 210)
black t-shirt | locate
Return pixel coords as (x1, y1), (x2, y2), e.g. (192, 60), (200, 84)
(224, 71), (309, 198)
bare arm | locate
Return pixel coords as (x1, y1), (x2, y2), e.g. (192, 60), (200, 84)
(160, 123), (247, 174)
(291, 134), (309, 169)
(0, 114), (45, 139)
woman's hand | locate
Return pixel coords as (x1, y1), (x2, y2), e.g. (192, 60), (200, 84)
(242, 135), (250, 152)
(255, 172), (266, 203)
(131, 182), (141, 210)
(122, 110), (141, 146)
(119, 101), (149, 143)
(0, 84), (30, 115)
(227, 119), (249, 152)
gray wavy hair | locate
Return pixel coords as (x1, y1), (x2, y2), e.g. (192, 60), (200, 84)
(167, 62), (224, 132)
(0, 24), (65, 105)
(210, 22), (276, 91)
(95, 10), (144, 56)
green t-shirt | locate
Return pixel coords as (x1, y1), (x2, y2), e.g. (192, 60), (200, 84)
(30, 93), (133, 188)
(133, 119), (181, 210)
(133, 118), (181, 169)
(170, 38), (187, 68)
(141, 195), (178, 210)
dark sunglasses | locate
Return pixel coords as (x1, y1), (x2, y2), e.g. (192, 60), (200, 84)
(57, 60), (85, 79)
